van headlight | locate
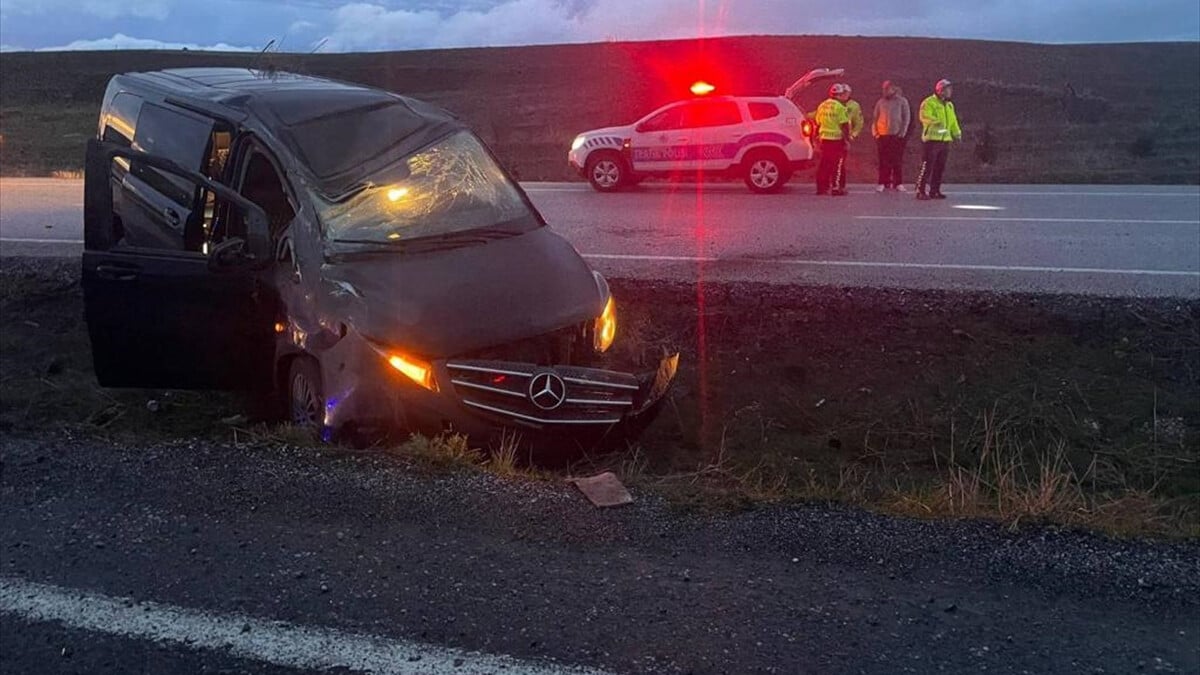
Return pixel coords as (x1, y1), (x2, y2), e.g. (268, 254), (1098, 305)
(368, 341), (437, 391)
(571, 135), (587, 151)
(594, 295), (617, 353)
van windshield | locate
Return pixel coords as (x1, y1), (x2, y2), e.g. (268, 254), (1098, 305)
(313, 131), (540, 244)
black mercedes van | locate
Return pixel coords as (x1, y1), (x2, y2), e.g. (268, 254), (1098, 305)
(83, 68), (677, 441)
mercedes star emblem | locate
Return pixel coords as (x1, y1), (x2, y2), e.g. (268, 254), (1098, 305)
(528, 372), (567, 411)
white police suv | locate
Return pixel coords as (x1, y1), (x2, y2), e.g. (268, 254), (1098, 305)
(568, 69), (843, 194)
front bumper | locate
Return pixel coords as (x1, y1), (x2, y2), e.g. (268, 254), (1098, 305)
(568, 152), (585, 176)
(442, 355), (677, 429)
(331, 350), (679, 440)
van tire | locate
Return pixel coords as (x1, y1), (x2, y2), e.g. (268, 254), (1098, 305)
(585, 151), (627, 192)
(287, 357), (325, 431)
(742, 150), (790, 193)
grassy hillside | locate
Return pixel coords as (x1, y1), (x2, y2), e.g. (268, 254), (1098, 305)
(1, 36), (1198, 183)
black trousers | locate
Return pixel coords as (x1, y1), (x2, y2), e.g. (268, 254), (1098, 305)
(876, 135), (905, 187)
(816, 139), (847, 193)
(916, 141), (950, 194)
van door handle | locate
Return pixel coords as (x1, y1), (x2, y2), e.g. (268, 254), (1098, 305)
(674, 137), (689, 143)
(95, 264), (139, 282)
(163, 208), (181, 227)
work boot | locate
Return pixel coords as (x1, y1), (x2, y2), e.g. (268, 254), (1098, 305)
(896, 185), (908, 193)
(931, 192), (947, 200)
(916, 191), (930, 201)
(875, 184), (886, 193)
(831, 189), (848, 197)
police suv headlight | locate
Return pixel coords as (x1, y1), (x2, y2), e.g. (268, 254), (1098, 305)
(571, 135), (586, 151)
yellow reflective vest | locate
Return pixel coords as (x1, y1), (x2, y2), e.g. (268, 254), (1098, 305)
(846, 99), (864, 139)
(919, 95), (962, 142)
(815, 99), (850, 140)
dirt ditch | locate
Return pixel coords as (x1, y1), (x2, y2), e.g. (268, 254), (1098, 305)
(2, 257), (1197, 535)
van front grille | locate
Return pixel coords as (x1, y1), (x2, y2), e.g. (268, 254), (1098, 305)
(445, 360), (638, 427)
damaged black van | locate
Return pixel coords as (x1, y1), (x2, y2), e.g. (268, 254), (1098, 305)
(83, 68), (677, 442)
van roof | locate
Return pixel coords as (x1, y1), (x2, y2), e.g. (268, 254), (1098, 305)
(122, 68), (463, 198)
(125, 68), (422, 124)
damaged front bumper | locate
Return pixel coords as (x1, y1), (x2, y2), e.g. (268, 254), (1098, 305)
(325, 346), (679, 440)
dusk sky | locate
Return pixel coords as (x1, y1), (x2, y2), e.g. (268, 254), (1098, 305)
(2, 0), (1198, 52)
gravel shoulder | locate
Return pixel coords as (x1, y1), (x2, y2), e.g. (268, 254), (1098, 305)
(3, 431), (1198, 674)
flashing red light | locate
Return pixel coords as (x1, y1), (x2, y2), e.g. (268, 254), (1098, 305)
(690, 80), (716, 96)
(801, 120), (815, 137)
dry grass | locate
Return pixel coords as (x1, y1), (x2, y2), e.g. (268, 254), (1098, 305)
(486, 429), (522, 477)
(886, 406), (1199, 537)
(4, 260), (1197, 536)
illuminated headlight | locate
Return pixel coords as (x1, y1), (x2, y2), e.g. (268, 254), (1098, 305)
(594, 296), (617, 353)
(571, 135), (587, 151)
(369, 342), (437, 391)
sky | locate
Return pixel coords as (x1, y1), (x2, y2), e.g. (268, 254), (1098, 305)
(1, 0), (1198, 52)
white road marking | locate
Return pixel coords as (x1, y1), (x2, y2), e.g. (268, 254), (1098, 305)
(1, 237), (84, 244)
(583, 253), (1200, 277)
(0, 576), (612, 675)
(519, 184), (1200, 198)
(928, 190), (1200, 198)
(856, 216), (1200, 225)
(3, 179), (1198, 198)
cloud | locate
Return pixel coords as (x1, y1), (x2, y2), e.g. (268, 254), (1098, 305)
(318, 0), (747, 51)
(2, 0), (1197, 54)
(40, 33), (254, 52)
(316, 0), (1200, 52)
(1, 0), (171, 20)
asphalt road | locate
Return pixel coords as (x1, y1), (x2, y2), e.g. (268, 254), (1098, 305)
(2, 433), (1197, 675)
(2, 178), (1198, 297)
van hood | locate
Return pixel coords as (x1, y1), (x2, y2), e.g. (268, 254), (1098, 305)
(323, 227), (604, 359)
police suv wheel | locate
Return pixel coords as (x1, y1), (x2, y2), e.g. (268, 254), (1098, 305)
(586, 153), (625, 192)
(744, 153), (788, 193)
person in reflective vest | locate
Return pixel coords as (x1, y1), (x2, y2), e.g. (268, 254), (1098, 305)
(915, 78), (962, 200)
(815, 84), (852, 197)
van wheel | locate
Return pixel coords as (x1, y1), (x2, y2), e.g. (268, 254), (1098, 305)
(287, 357), (324, 430)
(586, 152), (626, 192)
(743, 151), (790, 193)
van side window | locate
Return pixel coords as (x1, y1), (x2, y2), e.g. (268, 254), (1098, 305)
(120, 103), (215, 251)
(198, 130), (233, 246)
(131, 103), (213, 205)
(102, 93), (141, 148)
(220, 150), (295, 244)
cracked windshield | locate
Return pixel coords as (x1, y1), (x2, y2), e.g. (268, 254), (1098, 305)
(317, 131), (535, 243)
